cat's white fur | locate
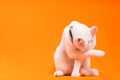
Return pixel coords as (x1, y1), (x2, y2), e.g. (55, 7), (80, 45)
(53, 21), (105, 77)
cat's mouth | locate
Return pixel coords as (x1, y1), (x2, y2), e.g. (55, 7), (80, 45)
(75, 45), (86, 52)
(75, 43), (90, 52)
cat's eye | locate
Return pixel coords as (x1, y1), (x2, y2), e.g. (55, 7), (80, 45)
(88, 39), (93, 43)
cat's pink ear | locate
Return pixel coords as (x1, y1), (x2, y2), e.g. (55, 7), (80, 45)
(90, 26), (97, 36)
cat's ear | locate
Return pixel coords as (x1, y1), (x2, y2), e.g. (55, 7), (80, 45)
(90, 26), (97, 36)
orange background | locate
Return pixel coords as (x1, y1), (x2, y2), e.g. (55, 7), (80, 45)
(0, 0), (120, 80)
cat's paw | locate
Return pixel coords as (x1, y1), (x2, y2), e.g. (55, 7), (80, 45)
(91, 68), (99, 76)
(54, 71), (64, 77)
(95, 50), (105, 57)
(71, 72), (80, 77)
(81, 68), (99, 76)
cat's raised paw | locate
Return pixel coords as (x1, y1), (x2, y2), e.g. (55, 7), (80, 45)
(96, 50), (105, 57)
(54, 71), (64, 77)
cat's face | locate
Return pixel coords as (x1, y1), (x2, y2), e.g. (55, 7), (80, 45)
(69, 21), (96, 52)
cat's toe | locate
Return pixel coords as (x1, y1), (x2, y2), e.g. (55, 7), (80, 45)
(71, 72), (80, 77)
(91, 68), (99, 76)
(54, 71), (64, 77)
(96, 50), (105, 57)
(98, 50), (105, 57)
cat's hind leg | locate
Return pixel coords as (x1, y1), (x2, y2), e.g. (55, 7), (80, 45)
(81, 67), (99, 76)
(53, 60), (73, 77)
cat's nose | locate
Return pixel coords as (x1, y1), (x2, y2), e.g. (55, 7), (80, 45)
(77, 38), (84, 44)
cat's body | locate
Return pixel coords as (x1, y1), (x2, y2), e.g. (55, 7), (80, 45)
(54, 21), (105, 77)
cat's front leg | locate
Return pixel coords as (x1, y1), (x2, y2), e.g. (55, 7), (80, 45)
(84, 50), (105, 57)
(71, 60), (81, 77)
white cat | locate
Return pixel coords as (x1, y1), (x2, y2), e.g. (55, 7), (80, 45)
(53, 21), (105, 77)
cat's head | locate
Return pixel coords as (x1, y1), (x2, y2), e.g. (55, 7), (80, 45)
(68, 21), (97, 52)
